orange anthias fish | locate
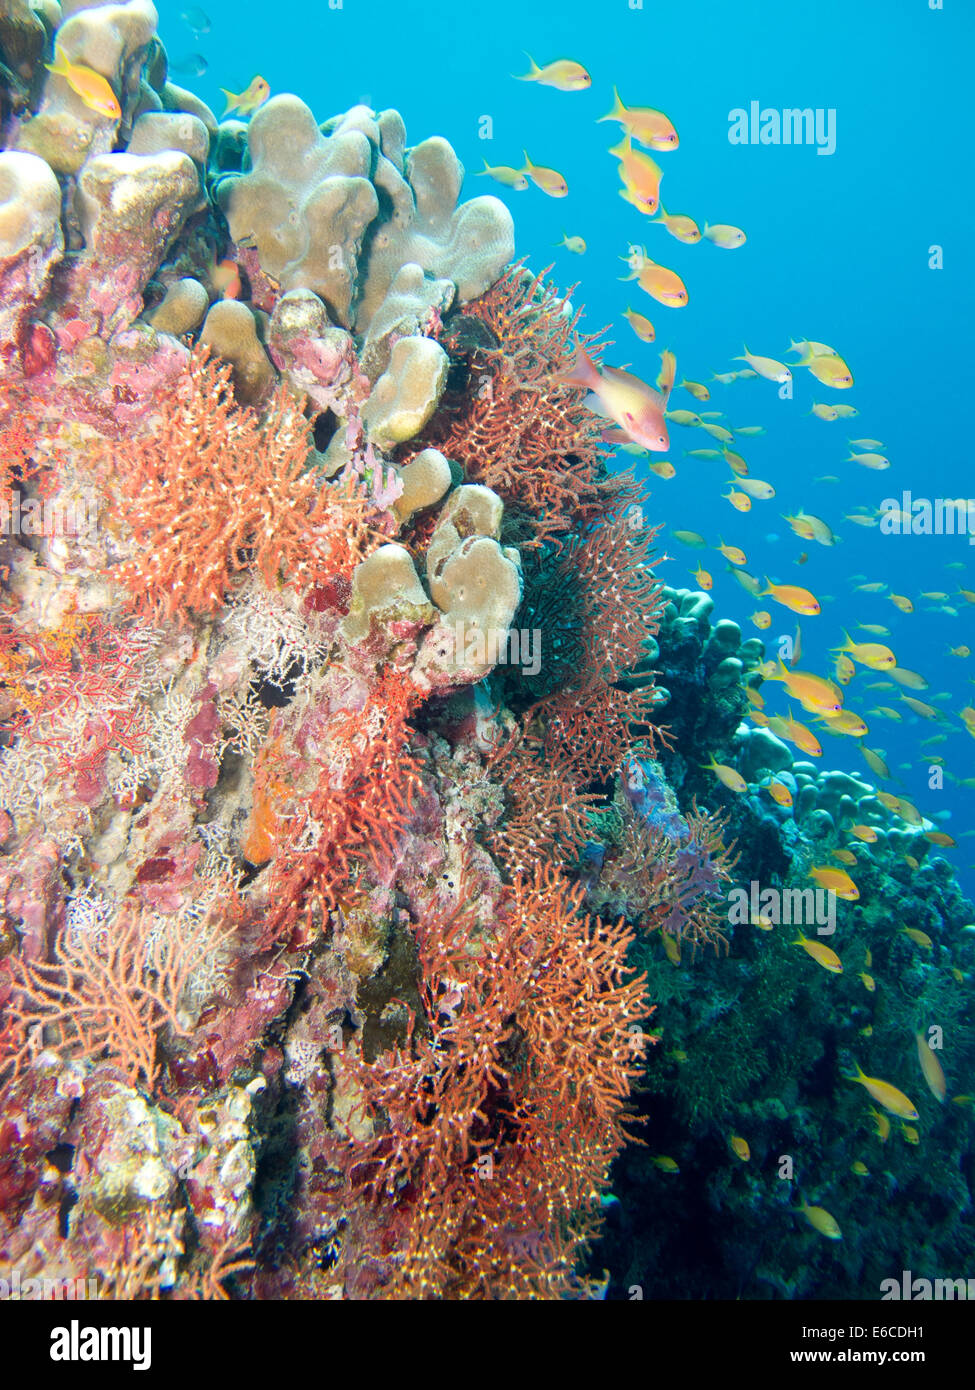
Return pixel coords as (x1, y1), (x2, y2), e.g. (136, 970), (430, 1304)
(620, 252), (689, 307)
(597, 86), (679, 150)
(221, 75), (271, 117)
(520, 151), (569, 197)
(767, 661), (842, 715)
(916, 1032), (946, 1103)
(846, 1061), (918, 1120)
(611, 137), (664, 215)
(514, 55), (591, 90)
(768, 712), (822, 758)
(45, 42), (121, 120)
(562, 341), (675, 452)
(808, 865), (859, 900)
(760, 580), (820, 616)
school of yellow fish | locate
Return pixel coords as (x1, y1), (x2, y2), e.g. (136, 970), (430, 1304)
(500, 53), (972, 1244)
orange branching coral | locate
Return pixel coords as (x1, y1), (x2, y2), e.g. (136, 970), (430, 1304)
(327, 863), (651, 1299)
(418, 262), (618, 544)
(251, 669), (426, 947)
(484, 726), (601, 877)
(102, 350), (383, 624)
(0, 891), (232, 1092)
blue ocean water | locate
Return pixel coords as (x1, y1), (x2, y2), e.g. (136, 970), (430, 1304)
(159, 0), (975, 892)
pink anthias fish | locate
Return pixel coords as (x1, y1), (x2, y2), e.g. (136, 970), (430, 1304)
(562, 341), (676, 452)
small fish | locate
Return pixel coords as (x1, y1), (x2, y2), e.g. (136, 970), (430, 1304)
(662, 931), (681, 966)
(846, 1062), (918, 1120)
(810, 403), (840, 421)
(622, 306), (655, 342)
(702, 755), (746, 793)
(610, 136), (663, 215)
(901, 1124), (920, 1146)
(716, 540), (747, 566)
(691, 564), (713, 590)
(794, 933), (843, 973)
(870, 1108), (891, 1142)
(760, 580), (819, 616)
(666, 409), (702, 427)
(478, 160), (530, 190)
(902, 927), (933, 951)
(555, 233), (587, 254)
(949, 645), (970, 657)
(902, 695), (938, 720)
(514, 55), (591, 90)
(704, 222), (746, 249)
(924, 830), (955, 848)
(850, 825), (878, 843)
(220, 75), (271, 117)
(889, 666), (928, 690)
(889, 593), (914, 613)
(808, 865), (858, 901)
(802, 351), (854, 389)
(619, 253), (688, 307)
(211, 257), (241, 300)
(700, 421), (734, 442)
(169, 53), (208, 78)
(850, 438), (884, 449)
(650, 204), (701, 243)
(858, 623), (891, 636)
(648, 460), (676, 479)
(181, 6), (211, 34)
(795, 1200), (842, 1240)
(832, 403), (859, 417)
(680, 378), (710, 402)
(520, 150), (569, 197)
(834, 633), (896, 670)
(766, 778), (793, 807)
(859, 972), (875, 992)
(848, 451), (889, 469)
(735, 478), (775, 500)
(598, 87), (679, 150)
(44, 42), (121, 120)
(729, 568), (763, 597)
(726, 489), (752, 512)
(733, 425), (766, 436)
(651, 1155), (680, 1172)
(834, 653), (855, 685)
(851, 1160), (869, 1176)
(730, 1135), (750, 1161)
(915, 1032), (946, 1103)
(686, 448), (723, 460)
(561, 340), (674, 450)
(750, 610), (772, 630)
(832, 849), (857, 865)
(672, 529), (707, 548)
(733, 345), (791, 384)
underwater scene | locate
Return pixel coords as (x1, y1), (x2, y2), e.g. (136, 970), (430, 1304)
(1, 0), (974, 1330)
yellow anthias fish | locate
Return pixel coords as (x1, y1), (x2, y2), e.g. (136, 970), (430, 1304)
(704, 222), (746, 249)
(915, 1032), (946, 1103)
(662, 932), (681, 966)
(901, 1124), (920, 1146)
(949, 645), (970, 657)
(691, 564), (713, 590)
(832, 848), (857, 865)
(802, 350), (854, 388)
(730, 1135), (750, 1161)
(597, 87), (679, 150)
(796, 1200), (842, 1240)
(851, 1160), (869, 1176)
(859, 971), (875, 992)
(514, 55), (591, 90)
(870, 1108), (891, 1142)
(733, 345), (791, 384)
(666, 409), (703, 427)
(651, 203), (701, 243)
(722, 490), (750, 516)
(820, 709), (869, 738)
(768, 662), (842, 715)
(850, 825), (878, 843)
(750, 610), (771, 629)
(700, 421), (734, 442)
(648, 460), (676, 479)
(889, 593), (913, 613)
(794, 934), (843, 973)
(846, 1062), (919, 1120)
(889, 666), (928, 690)
(620, 254), (689, 307)
(769, 712), (822, 757)
(924, 830), (955, 848)
(610, 135), (663, 215)
(651, 1154), (680, 1172)
(832, 403), (859, 417)
(44, 42), (121, 120)
(477, 160), (530, 190)
(766, 778), (793, 807)
(622, 306), (656, 342)
(716, 540), (747, 566)
(835, 653), (855, 685)
(902, 927), (933, 951)
(220, 75), (271, 117)
(722, 447), (748, 475)
(520, 150), (569, 197)
(562, 341), (675, 451)
(901, 695), (938, 720)
(729, 568), (763, 597)
(703, 755), (746, 793)
(680, 378), (710, 401)
(834, 633), (896, 670)
(848, 451), (890, 470)
(555, 233), (587, 254)
(811, 403), (840, 421)
(760, 580), (820, 616)
(746, 686), (765, 709)
(672, 529), (707, 547)
(809, 865), (858, 900)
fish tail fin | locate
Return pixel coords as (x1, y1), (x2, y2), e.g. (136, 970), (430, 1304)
(220, 88), (238, 115)
(557, 336), (600, 392)
(519, 149), (533, 173)
(598, 84), (627, 124)
(44, 41), (68, 76)
(513, 52), (541, 81)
